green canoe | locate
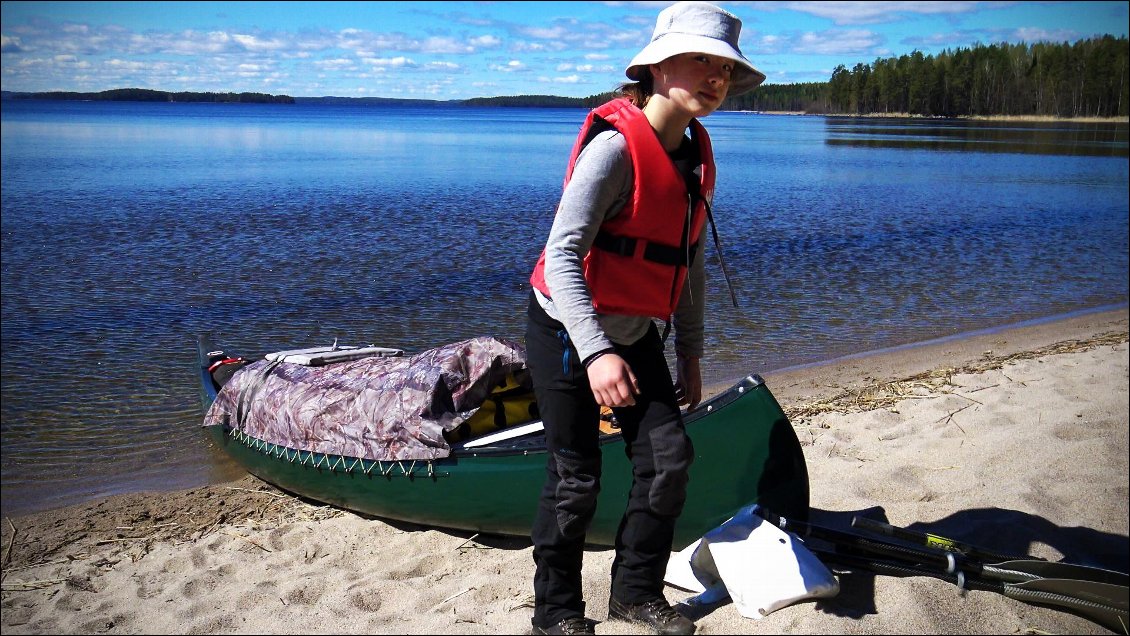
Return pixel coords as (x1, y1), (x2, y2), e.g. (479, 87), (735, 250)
(197, 336), (809, 549)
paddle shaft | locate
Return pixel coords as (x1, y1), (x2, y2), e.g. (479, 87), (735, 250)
(764, 511), (988, 580)
(851, 515), (1030, 564)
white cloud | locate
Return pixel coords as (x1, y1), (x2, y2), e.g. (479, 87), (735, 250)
(313, 58), (356, 69)
(753, 29), (882, 56)
(1012, 27), (1078, 44)
(231, 33), (287, 51)
(1, 35), (25, 53)
(105, 58), (147, 70)
(512, 41), (548, 52)
(799, 29), (883, 55)
(420, 36), (472, 54)
(784, 1), (981, 26)
(490, 60), (525, 72)
(361, 56), (417, 68)
(470, 34), (502, 48)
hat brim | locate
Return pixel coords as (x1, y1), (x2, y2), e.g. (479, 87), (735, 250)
(625, 33), (765, 96)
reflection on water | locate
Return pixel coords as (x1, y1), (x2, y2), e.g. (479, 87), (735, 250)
(825, 117), (1129, 157)
(1, 102), (1127, 517)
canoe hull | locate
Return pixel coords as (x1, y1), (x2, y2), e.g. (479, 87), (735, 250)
(198, 338), (809, 549)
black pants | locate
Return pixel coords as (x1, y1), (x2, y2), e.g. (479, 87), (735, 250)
(525, 293), (694, 628)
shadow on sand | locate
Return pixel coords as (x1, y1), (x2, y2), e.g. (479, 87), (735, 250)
(676, 505), (1129, 630)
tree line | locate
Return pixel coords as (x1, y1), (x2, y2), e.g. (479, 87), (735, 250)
(17, 88), (294, 104)
(723, 36), (1128, 118)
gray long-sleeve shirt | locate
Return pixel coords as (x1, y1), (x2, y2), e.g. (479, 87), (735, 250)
(535, 128), (706, 363)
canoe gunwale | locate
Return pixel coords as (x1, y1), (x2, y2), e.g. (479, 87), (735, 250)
(216, 426), (452, 478)
(205, 372), (769, 464)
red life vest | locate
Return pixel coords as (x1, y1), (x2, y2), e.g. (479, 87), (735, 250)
(529, 98), (715, 319)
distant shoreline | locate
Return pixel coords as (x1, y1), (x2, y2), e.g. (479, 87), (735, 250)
(5, 92), (1124, 124)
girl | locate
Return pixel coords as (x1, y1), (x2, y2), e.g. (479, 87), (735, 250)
(525, 3), (765, 634)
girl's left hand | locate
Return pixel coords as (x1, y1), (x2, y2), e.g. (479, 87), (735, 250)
(675, 355), (702, 410)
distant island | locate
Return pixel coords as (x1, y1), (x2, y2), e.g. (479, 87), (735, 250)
(2, 89), (603, 109)
(6, 88), (295, 104)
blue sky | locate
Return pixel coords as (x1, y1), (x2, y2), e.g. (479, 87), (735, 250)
(2, 1), (1127, 99)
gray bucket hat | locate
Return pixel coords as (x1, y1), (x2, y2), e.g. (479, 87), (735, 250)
(625, 1), (765, 95)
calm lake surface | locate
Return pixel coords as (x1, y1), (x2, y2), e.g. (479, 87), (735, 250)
(2, 100), (1127, 517)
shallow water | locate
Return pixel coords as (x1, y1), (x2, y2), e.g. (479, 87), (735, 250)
(1, 101), (1127, 516)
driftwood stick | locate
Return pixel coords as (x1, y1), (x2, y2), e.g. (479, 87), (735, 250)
(1, 577), (68, 591)
(224, 486), (287, 498)
(222, 530), (272, 552)
(95, 537), (153, 545)
(441, 587), (475, 604)
(456, 533), (481, 551)
(3, 517), (16, 569)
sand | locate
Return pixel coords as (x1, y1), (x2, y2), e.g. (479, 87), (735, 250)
(2, 308), (1127, 635)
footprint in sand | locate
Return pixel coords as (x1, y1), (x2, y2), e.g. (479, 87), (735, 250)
(78, 613), (130, 634)
(160, 554), (192, 574)
(189, 545), (211, 569)
(282, 577), (327, 605)
(182, 572), (220, 599)
(1050, 417), (1111, 442)
(385, 553), (450, 581)
(53, 588), (86, 613)
(134, 572), (164, 599)
(267, 523), (307, 551)
(235, 589), (278, 612)
(349, 588), (383, 612)
(183, 612), (237, 633)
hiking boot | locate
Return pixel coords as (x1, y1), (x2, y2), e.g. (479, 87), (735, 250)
(608, 597), (696, 635)
(530, 616), (595, 635)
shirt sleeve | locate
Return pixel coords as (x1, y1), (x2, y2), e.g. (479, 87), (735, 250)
(540, 130), (633, 362)
(673, 239), (706, 359)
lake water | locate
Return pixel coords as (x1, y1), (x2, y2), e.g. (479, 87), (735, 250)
(1, 100), (1127, 517)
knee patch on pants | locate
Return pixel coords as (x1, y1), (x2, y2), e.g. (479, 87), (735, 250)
(553, 451), (602, 539)
(648, 423), (694, 517)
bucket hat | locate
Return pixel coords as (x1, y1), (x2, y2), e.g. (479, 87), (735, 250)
(625, 1), (765, 95)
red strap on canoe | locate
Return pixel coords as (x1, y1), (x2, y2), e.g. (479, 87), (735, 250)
(208, 357), (245, 373)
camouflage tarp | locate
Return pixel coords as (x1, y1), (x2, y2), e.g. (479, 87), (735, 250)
(202, 336), (528, 461)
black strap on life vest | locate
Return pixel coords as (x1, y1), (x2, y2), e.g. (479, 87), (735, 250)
(592, 231), (700, 266)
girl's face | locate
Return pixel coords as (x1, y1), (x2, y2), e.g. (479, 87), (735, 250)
(650, 52), (734, 117)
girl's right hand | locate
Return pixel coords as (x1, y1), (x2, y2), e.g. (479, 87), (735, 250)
(587, 353), (639, 407)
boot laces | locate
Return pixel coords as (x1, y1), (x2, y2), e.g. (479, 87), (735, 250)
(642, 599), (681, 623)
(561, 617), (591, 634)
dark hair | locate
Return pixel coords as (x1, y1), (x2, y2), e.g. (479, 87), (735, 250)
(617, 70), (654, 107)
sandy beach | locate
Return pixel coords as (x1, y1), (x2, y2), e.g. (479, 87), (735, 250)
(2, 307), (1127, 635)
